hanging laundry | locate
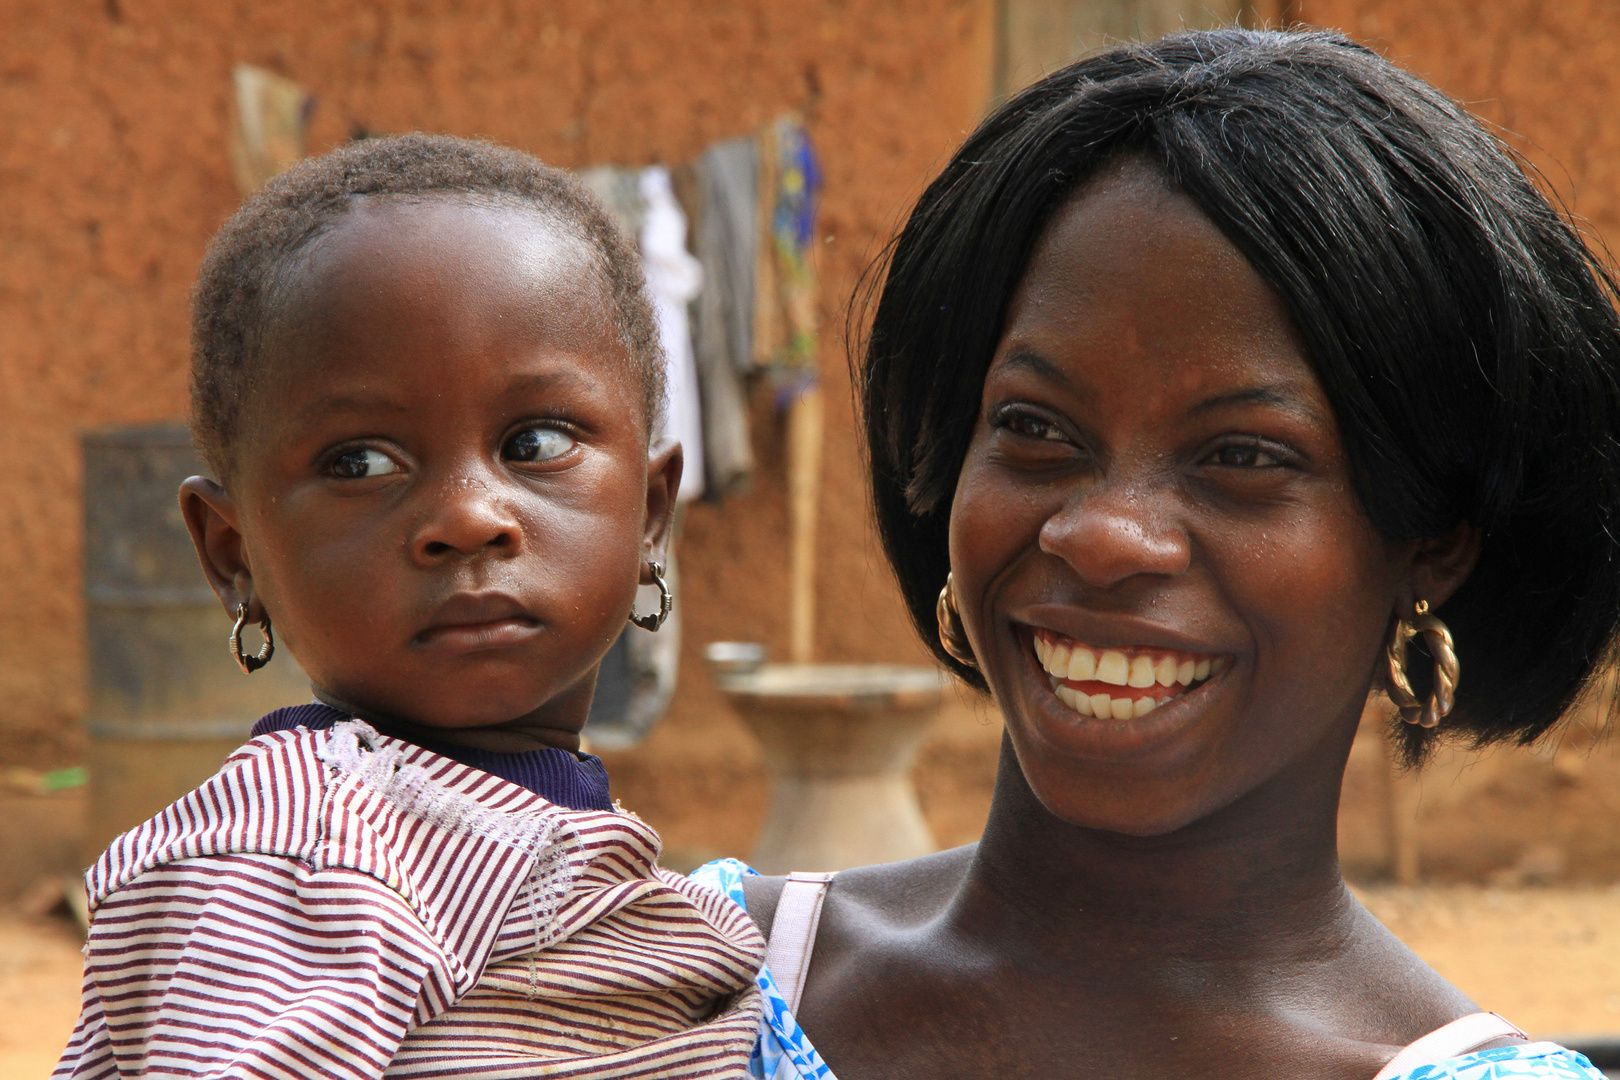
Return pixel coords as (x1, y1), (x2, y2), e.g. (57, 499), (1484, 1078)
(229, 65), (315, 195)
(576, 165), (646, 243)
(639, 165), (707, 503)
(754, 115), (823, 397)
(573, 164), (703, 749)
(691, 137), (759, 498)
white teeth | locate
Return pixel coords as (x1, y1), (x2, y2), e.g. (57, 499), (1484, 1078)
(1051, 639), (1072, 675)
(1133, 696), (1157, 717)
(1054, 683), (1095, 717)
(1110, 697), (1134, 720)
(1128, 656), (1156, 688)
(1036, 633), (1227, 699)
(1154, 655), (1178, 687)
(1097, 650), (1130, 685)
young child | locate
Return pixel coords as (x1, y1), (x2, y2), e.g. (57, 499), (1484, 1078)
(55, 134), (764, 1080)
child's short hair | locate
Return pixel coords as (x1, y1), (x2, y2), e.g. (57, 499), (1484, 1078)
(861, 28), (1620, 764)
(190, 133), (664, 478)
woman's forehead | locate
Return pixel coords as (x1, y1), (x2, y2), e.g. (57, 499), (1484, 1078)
(997, 160), (1314, 404)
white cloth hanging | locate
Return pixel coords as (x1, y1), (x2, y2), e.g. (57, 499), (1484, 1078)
(638, 165), (706, 502)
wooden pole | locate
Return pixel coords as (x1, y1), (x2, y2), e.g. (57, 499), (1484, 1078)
(1386, 729), (1423, 885)
(786, 386), (823, 663)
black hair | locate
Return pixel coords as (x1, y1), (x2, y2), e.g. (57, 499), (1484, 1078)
(191, 132), (663, 477)
(859, 28), (1620, 763)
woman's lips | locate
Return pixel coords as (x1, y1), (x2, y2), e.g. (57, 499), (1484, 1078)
(1033, 628), (1229, 720)
(415, 593), (541, 652)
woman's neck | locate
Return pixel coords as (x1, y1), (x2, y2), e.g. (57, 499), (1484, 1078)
(949, 732), (1360, 984)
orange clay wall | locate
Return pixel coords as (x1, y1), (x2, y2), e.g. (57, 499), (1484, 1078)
(1289, 0), (1620, 246)
(6, 0), (1620, 871)
(0, 1), (996, 860)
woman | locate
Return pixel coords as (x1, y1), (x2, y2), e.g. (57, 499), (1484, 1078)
(696, 27), (1620, 1080)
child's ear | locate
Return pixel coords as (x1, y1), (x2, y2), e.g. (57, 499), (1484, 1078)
(642, 439), (683, 575)
(1401, 520), (1481, 612)
(178, 476), (261, 621)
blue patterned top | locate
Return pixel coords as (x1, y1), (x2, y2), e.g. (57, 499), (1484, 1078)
(690, 858), (1605, 1080)
(690, 859), (839, 1079)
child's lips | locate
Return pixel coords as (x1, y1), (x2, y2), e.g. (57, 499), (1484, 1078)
(415, 592), (541, 651)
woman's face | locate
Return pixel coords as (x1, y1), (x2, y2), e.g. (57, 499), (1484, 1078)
(950, 158), (1408, 835)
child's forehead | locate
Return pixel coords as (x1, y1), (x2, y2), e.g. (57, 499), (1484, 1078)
(258, 195), (629, 387)
(299, 194), (600, 288)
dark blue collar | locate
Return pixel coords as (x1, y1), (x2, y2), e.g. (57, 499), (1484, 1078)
(250, 702), (612, 812)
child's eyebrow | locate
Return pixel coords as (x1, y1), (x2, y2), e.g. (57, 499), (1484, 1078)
(503, 369), (596, 395)
(296, 393), (413, 422)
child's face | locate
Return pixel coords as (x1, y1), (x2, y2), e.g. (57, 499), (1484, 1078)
(183, 196), (677, 747)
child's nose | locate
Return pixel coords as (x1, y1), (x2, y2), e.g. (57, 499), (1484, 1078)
(412, 475), (524, 562)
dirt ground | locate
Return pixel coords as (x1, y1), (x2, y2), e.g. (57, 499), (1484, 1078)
(0, 913), (83, 1080)
(3, 885), (1619, 1078)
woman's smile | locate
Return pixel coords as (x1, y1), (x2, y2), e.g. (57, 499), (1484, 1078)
(1031, 627), (1228, 719)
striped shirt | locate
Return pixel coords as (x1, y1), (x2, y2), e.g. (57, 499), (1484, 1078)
(53, 718), (765, 1079)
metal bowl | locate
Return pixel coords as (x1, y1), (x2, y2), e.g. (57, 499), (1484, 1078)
(705, 641), (767, 676)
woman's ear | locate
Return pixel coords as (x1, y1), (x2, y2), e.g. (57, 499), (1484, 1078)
(642, 439), (684, 578)
(178, 476), (261, 620)
(1405, 520), (1482, 610)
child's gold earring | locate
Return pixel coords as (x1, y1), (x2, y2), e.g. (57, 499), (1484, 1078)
(629, 561), (673, 632)
(1384, 599), (1458, 728)
(230, 604), (275, 673)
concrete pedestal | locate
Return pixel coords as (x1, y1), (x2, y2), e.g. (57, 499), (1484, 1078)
(718, 663), (944, 874)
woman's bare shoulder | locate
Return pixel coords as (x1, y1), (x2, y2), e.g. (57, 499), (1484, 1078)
(739, 843), (978, 939)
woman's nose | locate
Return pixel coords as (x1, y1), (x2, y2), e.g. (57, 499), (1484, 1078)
(411, 473), (524, 563)
(1038, 483), (1190, 589)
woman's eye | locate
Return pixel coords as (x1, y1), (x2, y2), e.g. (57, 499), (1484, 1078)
(329, 448), (399, 479)
(504, 426), (576, 463)
(1209, 443), (1282, 468)
(1002, 411), (1068, 441)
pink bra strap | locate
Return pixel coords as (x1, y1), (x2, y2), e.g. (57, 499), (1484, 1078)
(762, 872), (836, 1014)
(1372, 1012), (1528, 1080)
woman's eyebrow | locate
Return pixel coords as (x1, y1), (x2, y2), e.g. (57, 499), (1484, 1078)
(999, 347), (1078, 390)
(1186, 385), (1324, 422)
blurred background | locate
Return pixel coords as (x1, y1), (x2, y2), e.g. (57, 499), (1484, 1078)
(5, 0), (1620, 1076)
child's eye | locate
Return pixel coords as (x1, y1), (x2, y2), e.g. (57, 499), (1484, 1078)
(329, 448), (400, 479)
(503, 426), (576, 463)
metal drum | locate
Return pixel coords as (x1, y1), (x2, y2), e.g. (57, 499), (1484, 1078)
(82, 425), (308, 855)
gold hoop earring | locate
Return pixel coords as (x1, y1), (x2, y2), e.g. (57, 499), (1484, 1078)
(935, 572), (976, 668)
(1385, 599), (1458, 728)
(230, 604), (274, 674)
(629, 561), (673, 632)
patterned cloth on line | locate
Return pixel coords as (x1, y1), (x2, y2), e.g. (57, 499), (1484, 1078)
(55, 719), (765, 1079)
(689, 859), (1604, 1080)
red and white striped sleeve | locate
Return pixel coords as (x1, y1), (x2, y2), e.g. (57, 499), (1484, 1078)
(54, 852), (462, 1080)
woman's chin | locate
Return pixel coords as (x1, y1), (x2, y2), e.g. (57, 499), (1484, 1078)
(992, 662), (1255, 837)
(1018, 765), (1224, 838)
